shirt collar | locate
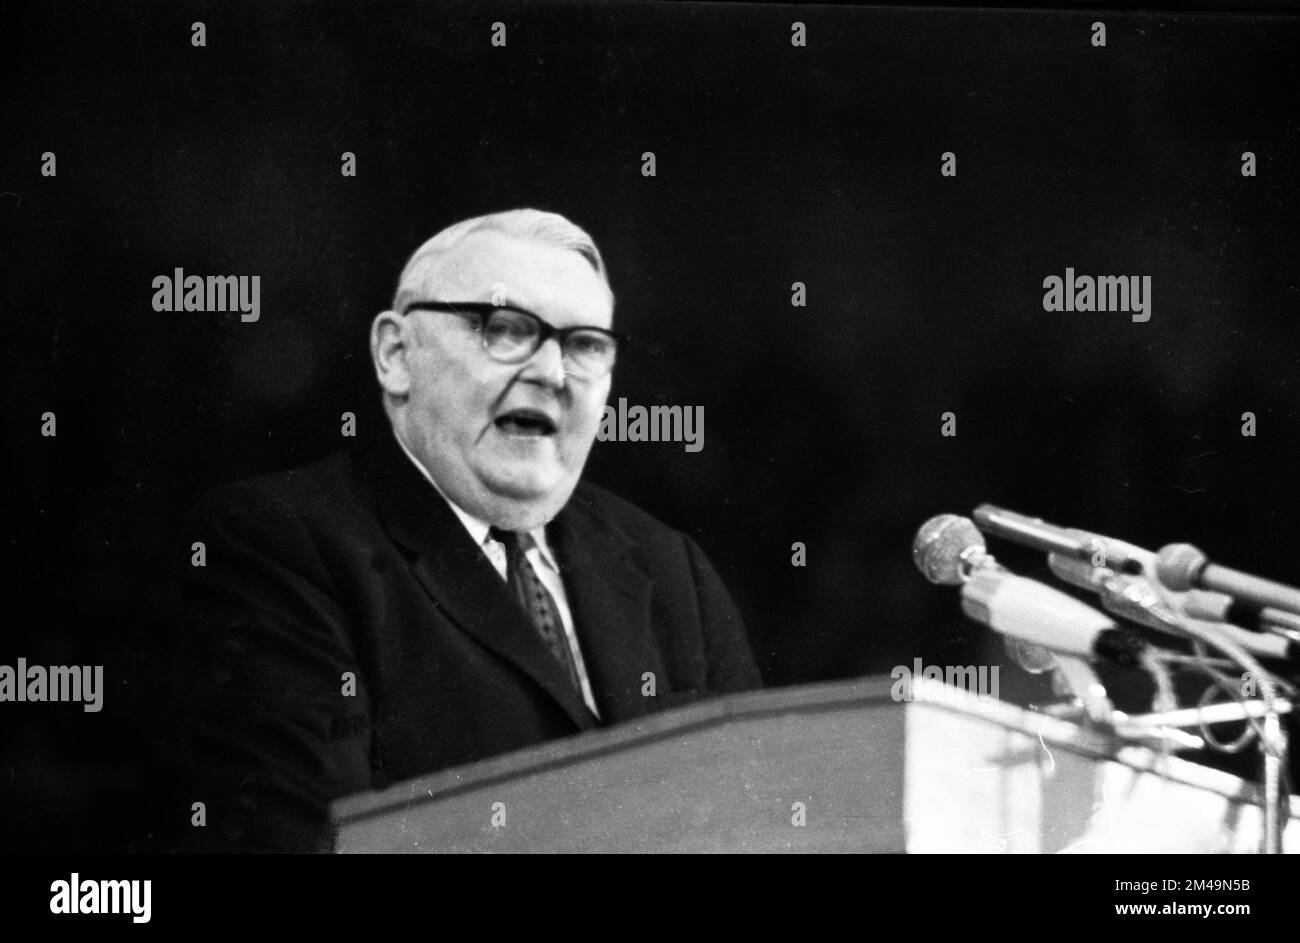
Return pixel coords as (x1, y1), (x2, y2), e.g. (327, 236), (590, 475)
(393, 431), (561, 573)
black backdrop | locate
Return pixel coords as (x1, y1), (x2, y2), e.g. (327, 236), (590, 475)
(2, 1), (1297, 851)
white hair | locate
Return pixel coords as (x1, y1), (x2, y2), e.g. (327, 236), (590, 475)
(391, 208), (612, 313)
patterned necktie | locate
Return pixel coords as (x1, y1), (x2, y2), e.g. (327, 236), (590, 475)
(489, 527), (583, 694)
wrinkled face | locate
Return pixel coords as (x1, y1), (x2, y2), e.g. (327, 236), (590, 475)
(391, 231), (613, 530)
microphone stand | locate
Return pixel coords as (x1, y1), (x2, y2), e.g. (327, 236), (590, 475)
(1108, 572), (1292, 854)
(1034, 521), (1292, 854)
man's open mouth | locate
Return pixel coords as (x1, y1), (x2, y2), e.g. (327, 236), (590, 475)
(494, 408), (558, 437)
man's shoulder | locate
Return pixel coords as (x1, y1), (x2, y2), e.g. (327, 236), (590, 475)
(566, 479), (691, 549)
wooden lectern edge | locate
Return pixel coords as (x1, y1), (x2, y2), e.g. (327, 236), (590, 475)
(331, 676), (899, 827)
(330, 674), (1296, 829)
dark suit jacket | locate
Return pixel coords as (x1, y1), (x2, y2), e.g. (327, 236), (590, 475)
(175, 433), (761, 851)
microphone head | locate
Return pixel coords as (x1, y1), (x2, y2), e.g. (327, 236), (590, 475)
(913, 514), (985, 585)
(1156, 543), (1208, 592)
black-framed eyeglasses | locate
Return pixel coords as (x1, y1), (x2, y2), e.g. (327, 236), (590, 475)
(402, 301), (625, 379)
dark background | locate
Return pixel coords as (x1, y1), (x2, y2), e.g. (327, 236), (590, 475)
(1, 1), (1297, 851)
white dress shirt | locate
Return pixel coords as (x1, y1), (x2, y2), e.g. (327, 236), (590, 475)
(394, 435), (601, 718)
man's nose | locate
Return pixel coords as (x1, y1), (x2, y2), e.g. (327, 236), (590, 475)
(518, 337), (567, 389)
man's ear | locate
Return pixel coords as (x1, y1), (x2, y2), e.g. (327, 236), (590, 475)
(371, 310), (413, 397)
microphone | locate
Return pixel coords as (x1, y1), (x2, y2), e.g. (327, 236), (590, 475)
(913, 515), (1148, 667)
(961, 568), (1147, 667)
(911, 514), (999, 585)
(1049, 553), (1299, 664)
(965, 511), (1295, 661)
(913, 515), (1059, 674)
(972, 505), (1145, 573)
(1048, 553), (1168, 629)
(1046, 528), (1300, 644)
(1156, 543), (1300, 618)
(1180, 592), (1300, 639)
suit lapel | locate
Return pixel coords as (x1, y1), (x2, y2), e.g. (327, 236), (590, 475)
(363, 434), (597, 731)
(550, 487), (659, 724)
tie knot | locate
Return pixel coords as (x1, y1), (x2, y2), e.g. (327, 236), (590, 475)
(489, 526), (526, 551)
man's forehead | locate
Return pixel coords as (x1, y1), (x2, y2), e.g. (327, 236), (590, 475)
(425, 231), (612, 323)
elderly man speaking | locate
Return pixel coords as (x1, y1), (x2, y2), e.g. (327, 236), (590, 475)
(178, 209), (761, 851)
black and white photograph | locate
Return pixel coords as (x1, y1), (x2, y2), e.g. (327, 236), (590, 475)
(2, 0), (1298, 919)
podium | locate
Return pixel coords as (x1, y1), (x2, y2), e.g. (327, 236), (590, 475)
(330, 676), (1299, 853)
